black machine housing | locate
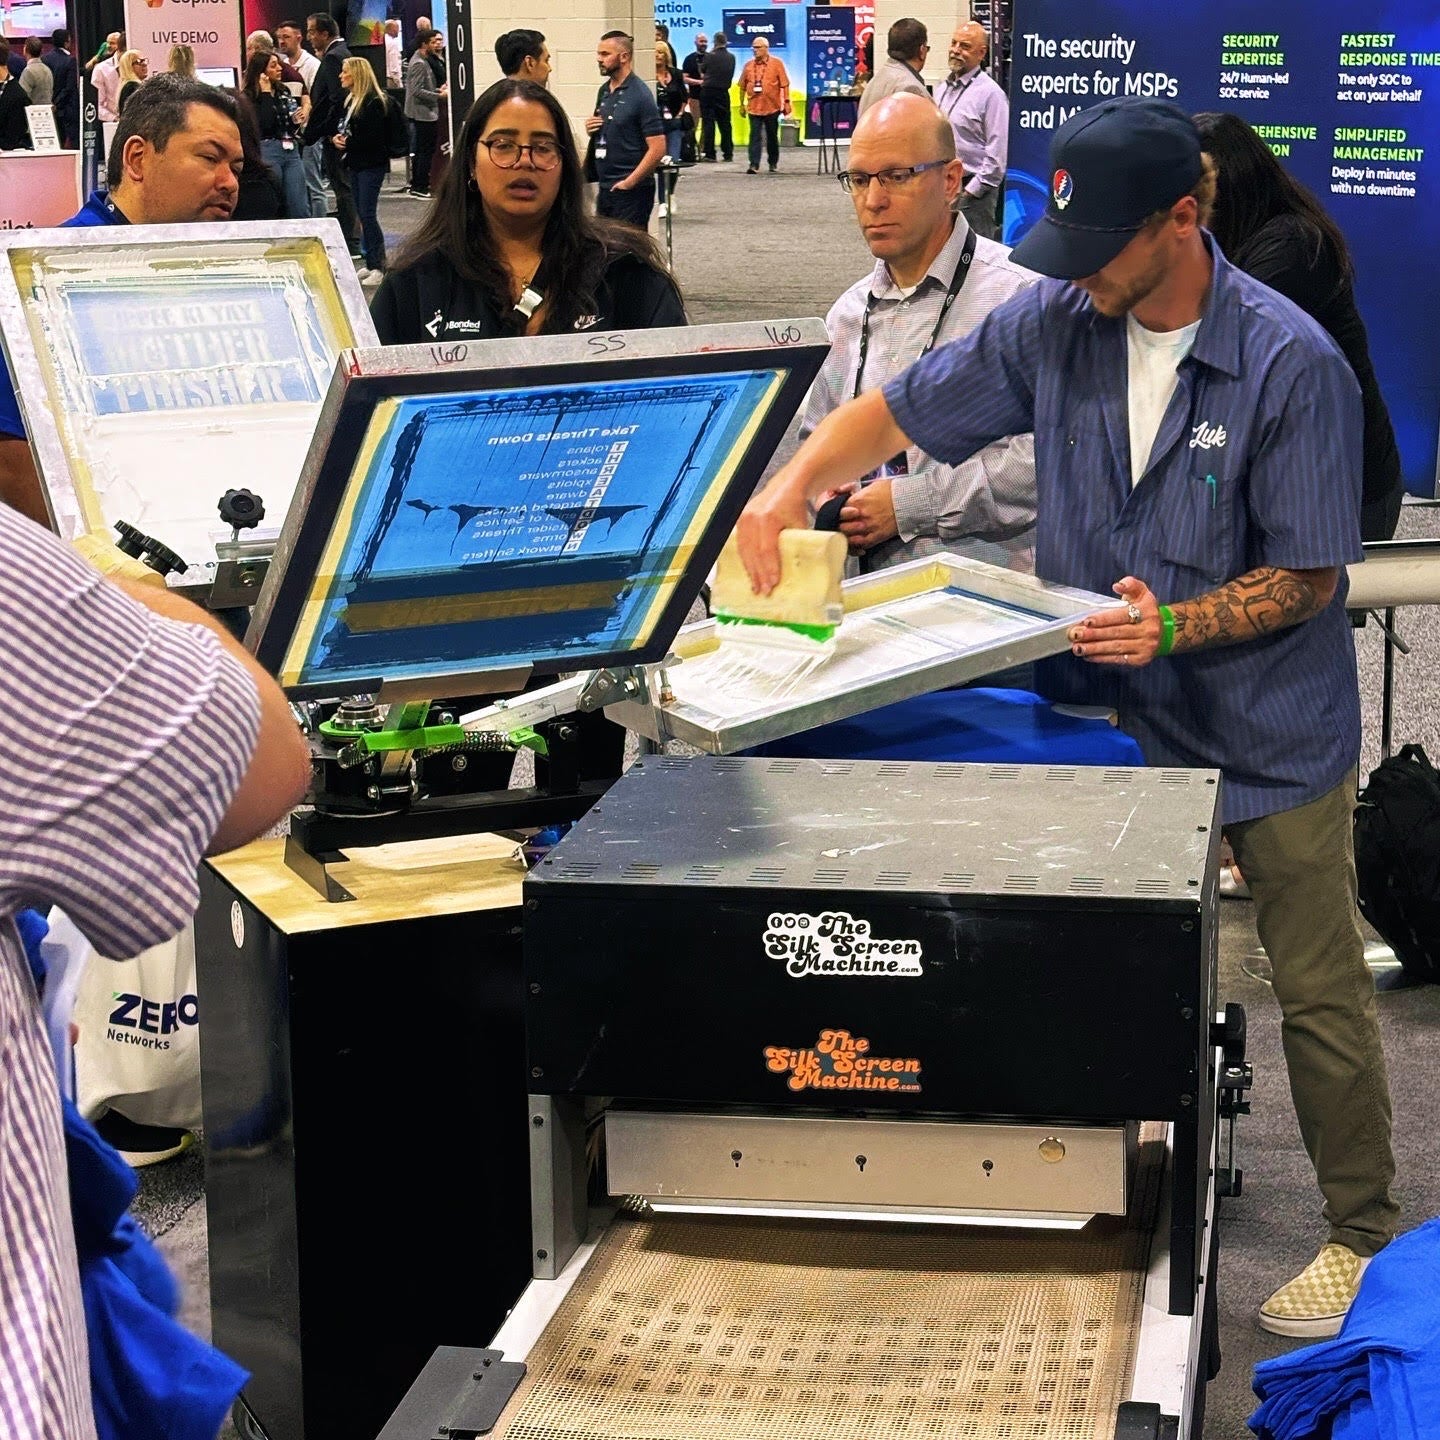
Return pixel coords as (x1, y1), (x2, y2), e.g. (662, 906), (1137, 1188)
(524, 755), (1224, 1315)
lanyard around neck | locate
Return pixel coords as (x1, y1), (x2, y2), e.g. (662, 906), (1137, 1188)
(940, 72), (974, 119)
(852, 226), (977, 401)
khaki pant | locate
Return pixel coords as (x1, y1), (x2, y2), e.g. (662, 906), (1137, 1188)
(1228, 778), (1400, 1256)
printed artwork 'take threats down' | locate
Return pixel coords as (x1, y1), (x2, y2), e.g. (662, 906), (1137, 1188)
(277, 370), (785, 692)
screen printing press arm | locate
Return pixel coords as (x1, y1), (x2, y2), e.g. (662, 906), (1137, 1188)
(455, 662), (677, 739)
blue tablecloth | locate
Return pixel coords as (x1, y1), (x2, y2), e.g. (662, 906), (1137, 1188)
(744, 688), (1145, 767)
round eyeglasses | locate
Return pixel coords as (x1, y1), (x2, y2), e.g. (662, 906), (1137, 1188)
(837, 160), (950, 193)
(477, 137), (562, 170)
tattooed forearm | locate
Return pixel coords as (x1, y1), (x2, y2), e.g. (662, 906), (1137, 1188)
(1172, 566), (1335, 653)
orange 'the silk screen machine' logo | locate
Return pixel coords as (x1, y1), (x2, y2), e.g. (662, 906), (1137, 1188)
(764, 1029), (923, 1093)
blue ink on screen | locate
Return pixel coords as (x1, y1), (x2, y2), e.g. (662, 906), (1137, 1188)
(293, 369), (781, 690)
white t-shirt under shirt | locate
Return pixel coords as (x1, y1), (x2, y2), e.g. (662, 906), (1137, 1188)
(1126, 313), (1201, 486)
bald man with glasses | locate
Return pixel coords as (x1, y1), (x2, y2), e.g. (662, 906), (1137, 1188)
(796, 92), (1038, 570)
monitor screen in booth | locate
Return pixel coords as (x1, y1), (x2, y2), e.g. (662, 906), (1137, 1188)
(196, 67), (239, 89)
(2, 0), (66, 37)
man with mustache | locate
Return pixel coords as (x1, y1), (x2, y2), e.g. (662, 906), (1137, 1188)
(0, 77), (244, 529)
(934, 21), (1007, 240)
(738, 98), (1397, 1340)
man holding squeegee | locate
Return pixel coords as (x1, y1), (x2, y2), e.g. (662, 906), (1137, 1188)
(735, 97), (1397, 1340)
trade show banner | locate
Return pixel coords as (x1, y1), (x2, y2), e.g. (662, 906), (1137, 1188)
(1007, 0), (1440, 495)
(661, 0), (855, 146)
(852, 1), (873, 63)
(806, 7), (857, 140)
(75, 0), (124, 195)
(123, 0), (243, 78)
(0, 153), (84, 228)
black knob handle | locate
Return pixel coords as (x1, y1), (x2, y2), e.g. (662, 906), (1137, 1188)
(1210, 1001), (1247, 1063)
(113, 520), (148, 558)
(142, 540), (188, 578)
(218, 488), (265, 529)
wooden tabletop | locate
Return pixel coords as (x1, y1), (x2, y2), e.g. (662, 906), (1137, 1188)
(206, 832), (528, 934)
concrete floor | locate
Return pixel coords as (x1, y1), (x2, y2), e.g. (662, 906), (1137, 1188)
(138, 156), (1440, 1439)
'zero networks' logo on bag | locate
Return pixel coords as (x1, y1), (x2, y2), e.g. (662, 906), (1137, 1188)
(107, 992), (199, 1051)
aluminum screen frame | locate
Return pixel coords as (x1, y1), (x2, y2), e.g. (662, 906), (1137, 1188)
(607, 554), (1120, 754)
(0, 221), (376, 582)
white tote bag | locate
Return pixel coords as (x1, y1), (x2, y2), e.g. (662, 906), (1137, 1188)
(64, 912), (204, 1131)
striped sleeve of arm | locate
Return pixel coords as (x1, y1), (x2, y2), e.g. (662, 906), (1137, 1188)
(1248, 343), (1365, 570)
(0, 512), (261, 960)
(883, 282), (1044, 468)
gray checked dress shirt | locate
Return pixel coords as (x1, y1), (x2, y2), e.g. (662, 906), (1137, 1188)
(799, 213), (1039, 571)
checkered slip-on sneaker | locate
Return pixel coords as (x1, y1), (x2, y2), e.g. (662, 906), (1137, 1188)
(1259, 1243), (1371, 1338)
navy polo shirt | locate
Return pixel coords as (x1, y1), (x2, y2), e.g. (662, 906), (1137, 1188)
(0, 191), (125, 440)
(884, 236), (1364, 825)
(593, 73), (663, 189)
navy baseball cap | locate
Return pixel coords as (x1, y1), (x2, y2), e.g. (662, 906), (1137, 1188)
(1009, 99), (1203, 281)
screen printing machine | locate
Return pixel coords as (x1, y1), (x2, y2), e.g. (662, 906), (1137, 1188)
(219, 318), (1246, 1440)
(9, 230), (1431, 1440)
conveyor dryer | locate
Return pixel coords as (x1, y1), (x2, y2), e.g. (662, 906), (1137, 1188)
(380, 755), (1246, 1440)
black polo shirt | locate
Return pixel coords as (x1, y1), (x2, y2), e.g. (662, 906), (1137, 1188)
(594, 72), (664, 188)
(700, 47), (736, 91)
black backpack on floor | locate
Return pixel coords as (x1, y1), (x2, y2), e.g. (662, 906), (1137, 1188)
(1354, 744), (1440, 984)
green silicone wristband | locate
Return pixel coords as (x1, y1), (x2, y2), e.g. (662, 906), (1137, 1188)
(1157, 604), (1176, 657)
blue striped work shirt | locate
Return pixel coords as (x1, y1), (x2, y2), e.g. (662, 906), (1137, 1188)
(884, 237), (1364, 824)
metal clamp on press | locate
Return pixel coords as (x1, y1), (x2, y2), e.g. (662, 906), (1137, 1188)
(1213, 1002), (1253, 1199)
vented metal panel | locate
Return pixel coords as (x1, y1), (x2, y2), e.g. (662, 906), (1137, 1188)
(534, 757), (1219, 901)
(495, 1137), (1164, 1439)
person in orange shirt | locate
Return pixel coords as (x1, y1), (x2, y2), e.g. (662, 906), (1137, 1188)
(738, 35), (790, 173)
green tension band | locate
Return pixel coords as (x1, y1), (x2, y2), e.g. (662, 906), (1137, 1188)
(1157, 604), (1176, 658)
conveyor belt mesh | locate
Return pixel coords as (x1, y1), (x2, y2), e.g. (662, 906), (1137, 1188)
(496, 1133), (1164, 1439)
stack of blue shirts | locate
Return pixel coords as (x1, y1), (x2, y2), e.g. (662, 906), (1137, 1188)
(1250, 1220), (1440, 1439)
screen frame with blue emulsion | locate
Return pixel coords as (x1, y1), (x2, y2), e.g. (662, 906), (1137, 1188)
(246, 323), (830, 700)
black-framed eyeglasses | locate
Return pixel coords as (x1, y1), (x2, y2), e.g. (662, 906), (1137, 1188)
(477, 137), (562, 170)
(837, 159), (950, 194)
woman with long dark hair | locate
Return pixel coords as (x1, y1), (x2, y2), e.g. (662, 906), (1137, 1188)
(230, 95), (284, 220)
(1195, 111), (1403, 540)
(372, 78), (685, 343)
(242, 50), (307, 219)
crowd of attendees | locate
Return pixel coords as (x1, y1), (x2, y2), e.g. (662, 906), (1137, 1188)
(0, 17), (444, 277)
